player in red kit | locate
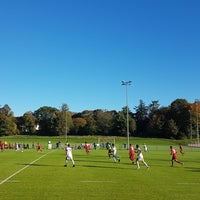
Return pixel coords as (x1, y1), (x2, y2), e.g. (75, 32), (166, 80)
(85, 142), (90, 155)
(129, 144), (135, 164)
(170, 146), (183, 167)
(37, 143), (42, 152)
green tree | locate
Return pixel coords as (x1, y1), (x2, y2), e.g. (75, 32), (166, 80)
(129, 114), (136, 136)
(0, 104), (13, 116)
(148, 100), (160, 115)
(57, 104), (73, 136)
(170, 99), (190, 138)
(134, 100), (149, 137)
(71, 117), (87, 134)
(112, 111), (126, 136)
(74, 110), (97, 135)
(21, 112), (37, 134)
(0, 105), (18, 136)
(34, 106), (59, 136)
(164, 119), (179, 139)
(0, 115), (18, 136)
(121, 106), (136, 136)
(93, 109), (114, 135)
(147, 107), (169, 138)
(189, 101), (200, 139)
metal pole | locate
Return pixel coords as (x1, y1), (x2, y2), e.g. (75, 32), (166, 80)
(126, 84), (129, 149)
(189, 110), (192, 140)
(66, 111), (68, 142)
(122, 81), (131, 150)
(195, 99), (199, 144)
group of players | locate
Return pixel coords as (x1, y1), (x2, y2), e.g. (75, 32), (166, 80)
(129, 144), (149, 169)
(129, 143), (184, 169)
(64, 141), (184, 169)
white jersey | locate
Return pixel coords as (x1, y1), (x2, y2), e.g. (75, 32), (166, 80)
(136, 146), (149, 169)
(64, 145), (75, 166)
(137, 147), (144, 160)
(113, 146), (117, 155)
(143, 144), (148, 152)
(66, 146), (73, 159)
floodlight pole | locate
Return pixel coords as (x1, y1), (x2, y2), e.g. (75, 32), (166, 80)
(66, 110), (68, 142)
(189, 110), (192, 140)
(195, 99), (199, 144)
(122, 80), (132, 150)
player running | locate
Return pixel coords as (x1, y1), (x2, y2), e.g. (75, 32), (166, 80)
(170, 146), (183, 167)
(129, 144), (135, 164)
(135, 144), (149, 170)
(84, 141), (90, 155)
(179, 144), (184, 155)
(112, 144), (120, 163)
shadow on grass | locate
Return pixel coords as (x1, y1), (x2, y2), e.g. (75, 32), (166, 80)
(80, 164), (133, 170)
(16, 162), (135, 170)
(75, 158), (116, 164)
(75, 158), (138, 167)
(16, 163), (64, 167)
(184, 167), (200, 172)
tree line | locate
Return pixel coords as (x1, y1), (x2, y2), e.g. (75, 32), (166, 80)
(0, 98), (199, 140)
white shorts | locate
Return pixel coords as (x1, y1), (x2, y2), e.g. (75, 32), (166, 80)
(137, 153), (144, 161)
(66, 154), (73, 160)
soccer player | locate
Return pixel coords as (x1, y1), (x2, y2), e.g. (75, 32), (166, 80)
(135, 144), (149, 169)
(170, 146), (183, 167)
(112, 144), (120, 163)
(107, 143), (112, 158)
(64, 143), (75, 167)
(179, 144), (184, 155)
(37, 143), (42, 152)
(143, 143), (148, 152)
(129, 144), (135, 164)
(0, 141), (4, 151)
(85, 142), (90, 155)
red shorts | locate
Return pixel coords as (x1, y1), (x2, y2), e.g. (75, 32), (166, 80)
(172, 155), (177, 160)
(130, 154), (135, 161)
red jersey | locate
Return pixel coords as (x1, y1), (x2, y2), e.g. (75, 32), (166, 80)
(129, 146), (135, 161)
(85, 143), (90, 152)
(171, 148), (177, 159)
(0, 141), (4, 150)
(129, 146), (134, 155)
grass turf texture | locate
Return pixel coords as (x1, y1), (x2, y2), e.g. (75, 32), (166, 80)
(0, 136), (200, 200)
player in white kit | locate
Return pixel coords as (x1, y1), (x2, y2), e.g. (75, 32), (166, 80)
(136, 144), (149, 170)
(112, 144), (120, 163)
(64, 143), (75, 167)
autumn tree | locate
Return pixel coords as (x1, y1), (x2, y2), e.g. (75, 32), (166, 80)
(0, 104), (18, 136)
(22, 112), (37, 134)
(71, 117), (87, 134)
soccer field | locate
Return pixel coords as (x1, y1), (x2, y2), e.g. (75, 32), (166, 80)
(0, 141), (200, 200)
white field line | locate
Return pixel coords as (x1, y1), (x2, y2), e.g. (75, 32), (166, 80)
(177, 182), (200, 185)
(0, 151), (53, 186)
(80, 180), (114, 183)
(1, 180), (21, 183)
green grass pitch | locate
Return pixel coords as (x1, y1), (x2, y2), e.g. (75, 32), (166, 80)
(0, 137), (200, 200)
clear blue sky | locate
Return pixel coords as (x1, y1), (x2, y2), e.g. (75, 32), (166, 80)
(0, 0), (200, 116)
